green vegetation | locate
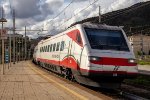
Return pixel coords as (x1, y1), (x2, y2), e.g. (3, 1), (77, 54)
(138, 60), (150, 65)
(75, 1), (150, 35)
(137, 51), (142, 56)
(124, 75), (150, 88)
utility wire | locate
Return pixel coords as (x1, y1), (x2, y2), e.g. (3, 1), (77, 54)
(102, 1), (150, 23)
(41, 0), (150, 36)
(54, 0), (150, 35)
(39, 0), (99, 35)
(44, 0), (75, 27)
(55, 0), (100, 30)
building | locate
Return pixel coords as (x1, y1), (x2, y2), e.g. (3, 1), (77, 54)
(0, 33), (31, 64)
(128, 34), (150, 55)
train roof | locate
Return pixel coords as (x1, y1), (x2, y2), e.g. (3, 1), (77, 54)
(81, 22), (121, 30)
(37, 23), (122, 44)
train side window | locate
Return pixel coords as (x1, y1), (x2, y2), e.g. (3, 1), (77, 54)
(46, 46), (47, 52)
(42, 47), (44, 52)
(43, 46), (45, 52)
(50, 44), (53, 52)
(60, 41), (65, 51)
(53, 43), (56, 51)
(56, 42), (60, 51)
(45, 46), (47, 52)
(43, 46), (44, 52)
(48, 45), (50, 52)
(44, 46), (46, 52)
(76, 33), (82, 44)
(40, 47), (41, 52)
(41, 47), (43, 52)
(46, 46), (48, 52)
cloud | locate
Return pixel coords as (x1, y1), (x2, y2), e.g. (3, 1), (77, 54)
(40, 0), (64, 18)
(74, 0), (88, 2)
(41, 0), (150, 36)
(12, 0), (41, 19)
(2, 0), (150, 38)
(10, 0), (64, 22)
(1, 0), (65, 30)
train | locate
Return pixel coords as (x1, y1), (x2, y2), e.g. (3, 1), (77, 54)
(32, 23), (138, 89)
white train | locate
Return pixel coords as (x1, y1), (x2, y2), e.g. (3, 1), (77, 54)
(33, 23), (138, 88)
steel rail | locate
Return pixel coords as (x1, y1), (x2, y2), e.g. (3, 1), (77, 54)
(120, 91), (149, 100)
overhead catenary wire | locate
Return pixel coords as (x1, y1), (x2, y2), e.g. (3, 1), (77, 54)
(30, 0), (100, 35)
(54, 0), (100, 32)
(101, 1), (150, 23)
(44, 0), (75, 27)
(69, 1), (150, 27)
(41, 0), (150, 36)
(44, 0), (100, 34)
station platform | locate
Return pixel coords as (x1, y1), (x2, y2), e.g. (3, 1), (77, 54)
(138, 65), (150, 75)
(138, 65), (150, 71)
(0, 61), (112, 100)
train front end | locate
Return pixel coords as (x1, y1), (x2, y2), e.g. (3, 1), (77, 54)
(77, 23), (138, 88)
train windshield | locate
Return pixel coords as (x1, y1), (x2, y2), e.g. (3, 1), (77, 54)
(85, 28), (129, 51)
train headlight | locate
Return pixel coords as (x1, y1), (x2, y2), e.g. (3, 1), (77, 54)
(128, 59), (136, 63)
(89, 56), (101, 61)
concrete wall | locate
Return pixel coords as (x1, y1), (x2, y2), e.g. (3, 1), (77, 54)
(128, 34), (150, 55)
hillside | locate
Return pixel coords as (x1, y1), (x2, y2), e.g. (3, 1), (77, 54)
(71, 1), (150, 35)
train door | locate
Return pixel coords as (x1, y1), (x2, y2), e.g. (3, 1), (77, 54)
(67, 39), (74, 68)
(59, 35), (71, 68)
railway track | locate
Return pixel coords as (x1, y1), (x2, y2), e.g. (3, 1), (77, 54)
(121, 83), (150, 99)
(139, 70), (150, 76)
(120, 91), (148, 100)
(33, 62), (149, 100)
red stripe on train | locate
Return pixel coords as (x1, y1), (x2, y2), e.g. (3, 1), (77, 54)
(37, 57), (79, 69)
(80, 68), (137, 75)
(90, 57), (137, 66)
(37, 57), (137, 74)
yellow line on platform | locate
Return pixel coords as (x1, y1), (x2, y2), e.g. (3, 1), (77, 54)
(28, 63), (88, 100)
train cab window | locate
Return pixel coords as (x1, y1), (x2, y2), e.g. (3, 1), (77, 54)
(76, 33), (82, 44)
(85, 28), (129, 51)
(50, 44), (53, 52)
(53, 43), (56, 51)
(60, 41), (65, 51)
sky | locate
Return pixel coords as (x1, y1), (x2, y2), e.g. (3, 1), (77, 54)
(0, 0), (150, 38)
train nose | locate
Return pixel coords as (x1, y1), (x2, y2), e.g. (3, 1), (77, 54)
(88, 56), (102, 64)
(88, 57), (137, 72)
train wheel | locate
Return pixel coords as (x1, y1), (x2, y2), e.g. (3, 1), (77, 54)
(65, 69), (75, 81)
